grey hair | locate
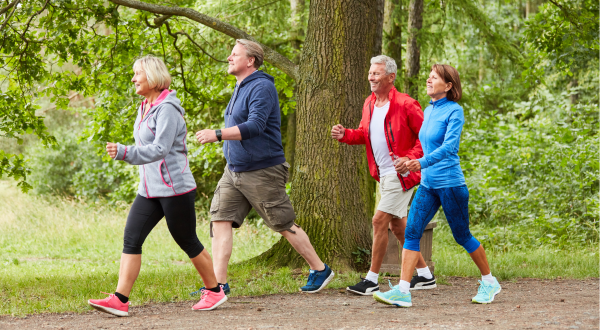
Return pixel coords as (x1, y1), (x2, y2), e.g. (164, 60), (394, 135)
(370, 55), (397, 82)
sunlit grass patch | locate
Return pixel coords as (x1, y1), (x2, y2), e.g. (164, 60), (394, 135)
(0, 181), (598, 316)
(433, 222), (599, 279)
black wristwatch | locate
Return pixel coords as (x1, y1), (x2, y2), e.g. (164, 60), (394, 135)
(215, 129), (222, 142)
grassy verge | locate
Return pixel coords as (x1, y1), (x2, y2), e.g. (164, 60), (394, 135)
(0, 181), (597, 315)
(0, 181), (360, 315)
(433, 223), (599, 279)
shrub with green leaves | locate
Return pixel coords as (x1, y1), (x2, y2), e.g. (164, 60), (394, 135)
(27, 128), (137, 202)
(459, 77), (598, 250)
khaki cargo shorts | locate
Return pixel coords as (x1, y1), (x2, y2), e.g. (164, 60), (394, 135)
(377, 174), (415, 219)
(210, 162), (296, 233)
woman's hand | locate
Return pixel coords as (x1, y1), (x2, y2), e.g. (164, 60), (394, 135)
(405, 159), (422, 172)
(331, 124), (345, 140)
(196, 129), (217, 144)
(394, 157), (410, 173)
(106, 142), (118, 159)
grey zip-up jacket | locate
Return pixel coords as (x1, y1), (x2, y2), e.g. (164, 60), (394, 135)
(113, 90), (196, 198)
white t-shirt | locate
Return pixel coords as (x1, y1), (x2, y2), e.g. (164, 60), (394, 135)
(369, 102), (396, 178)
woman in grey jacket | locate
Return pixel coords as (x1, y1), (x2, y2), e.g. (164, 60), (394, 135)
(88, 55), (226, 316)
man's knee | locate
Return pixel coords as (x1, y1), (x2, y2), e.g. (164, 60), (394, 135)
(211, 221), (234, 238)
(389, 218), (405, 236)
(372, 213), (391, 233)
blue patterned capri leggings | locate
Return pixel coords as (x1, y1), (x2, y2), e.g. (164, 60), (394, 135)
(404, 185), (481, 253)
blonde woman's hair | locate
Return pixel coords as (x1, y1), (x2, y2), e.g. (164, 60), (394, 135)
(236, 39), (264, 69)
(133, 55), (172, 90)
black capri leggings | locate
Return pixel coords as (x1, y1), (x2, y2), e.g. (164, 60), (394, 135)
(123, 189), (204, 258)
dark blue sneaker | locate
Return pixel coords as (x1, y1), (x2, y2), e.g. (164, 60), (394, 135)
(300, 264), (335, 293)
(190, 283), (230, 297)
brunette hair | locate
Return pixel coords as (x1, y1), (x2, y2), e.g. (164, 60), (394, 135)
(430, 64), (462, 102)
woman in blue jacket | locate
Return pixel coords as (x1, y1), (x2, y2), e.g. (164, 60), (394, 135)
(374, 64), (501, 308)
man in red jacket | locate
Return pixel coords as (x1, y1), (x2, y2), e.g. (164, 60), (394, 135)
(331, 55), (435, 295)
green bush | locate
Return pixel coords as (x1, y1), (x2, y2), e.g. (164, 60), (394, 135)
(459, 79), (599, 250)
(27, 128), (137, 202)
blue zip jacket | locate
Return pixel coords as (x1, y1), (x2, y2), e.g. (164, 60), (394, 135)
(223, 70), (286, 172)
(417, 97), (466, 189)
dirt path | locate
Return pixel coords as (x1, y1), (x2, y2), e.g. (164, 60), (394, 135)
(1, 277), (598, 329)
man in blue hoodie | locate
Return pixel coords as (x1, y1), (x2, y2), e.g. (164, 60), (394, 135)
(195, 39), (334, 294)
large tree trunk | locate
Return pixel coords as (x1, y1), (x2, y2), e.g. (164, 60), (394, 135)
(383, 0), (403, 79)
(258, 0), (381, 270)
(404, 0), (423, 96)
(284, 0), (306, 182)
(373, 0), (385, 56)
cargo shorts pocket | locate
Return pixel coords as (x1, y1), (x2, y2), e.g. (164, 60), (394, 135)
(210, 186), (220, 214)
(261, 195), (296, 231)
(282, 162), (290, 183)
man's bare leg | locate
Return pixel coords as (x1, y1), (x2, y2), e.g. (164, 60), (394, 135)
(389, 216), (428, 269)
(370, 210), (393, 273)
(211, 221), (234, 284)
(280, 225), (325, 271)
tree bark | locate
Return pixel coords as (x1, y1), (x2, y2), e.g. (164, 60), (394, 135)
(568, 79), (579, 105)
(383, 0), (403, 88)
(404, 0), (423, 96)
(373, 0), (385, 57)
(526, 0), (537, 18)
(259, 0), (381, 270)
(284, 0), (306, 181)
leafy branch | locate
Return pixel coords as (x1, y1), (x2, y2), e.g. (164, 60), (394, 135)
(143, 15), (226, 63)
(108, 0), (298, 80)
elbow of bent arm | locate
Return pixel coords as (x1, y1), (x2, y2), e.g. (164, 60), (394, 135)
(147, 145), (170, 162)
(249, 121), (266, 138)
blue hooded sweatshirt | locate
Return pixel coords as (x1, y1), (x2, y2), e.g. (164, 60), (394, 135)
(223, 70), (286, 172)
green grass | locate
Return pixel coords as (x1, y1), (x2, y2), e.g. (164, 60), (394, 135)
(433, 223), (599, 280)
(0, 181), (597, 316)
(0, 181), (361, 316)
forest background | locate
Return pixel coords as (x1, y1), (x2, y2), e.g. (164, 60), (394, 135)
(0, 0), (597, 315)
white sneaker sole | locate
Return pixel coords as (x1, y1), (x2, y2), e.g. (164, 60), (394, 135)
(88, 301), (129, 317)
(472, 287), (502, 304)
(410, 281), (437, 291)
(192, 295), (228, 311)
(373, 294), (412, 308)
(346, 286), (380, 296)
(303, 271), (335, 293)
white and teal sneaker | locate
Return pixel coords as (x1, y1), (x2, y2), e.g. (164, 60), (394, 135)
(472, 278), (502, 304)
(373, 281), (412, 307)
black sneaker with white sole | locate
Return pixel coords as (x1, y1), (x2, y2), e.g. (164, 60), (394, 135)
(346, 278), (380, 295)
(410, 275), (437, 290)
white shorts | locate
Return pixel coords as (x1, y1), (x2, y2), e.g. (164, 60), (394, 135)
(377, 174), (415, 218)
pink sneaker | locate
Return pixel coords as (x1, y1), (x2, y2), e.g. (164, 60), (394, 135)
(88, 292), (129, 317)
(192, 288), (227, 311)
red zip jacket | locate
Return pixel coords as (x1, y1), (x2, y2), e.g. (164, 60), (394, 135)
(339, 87), (424, 191)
